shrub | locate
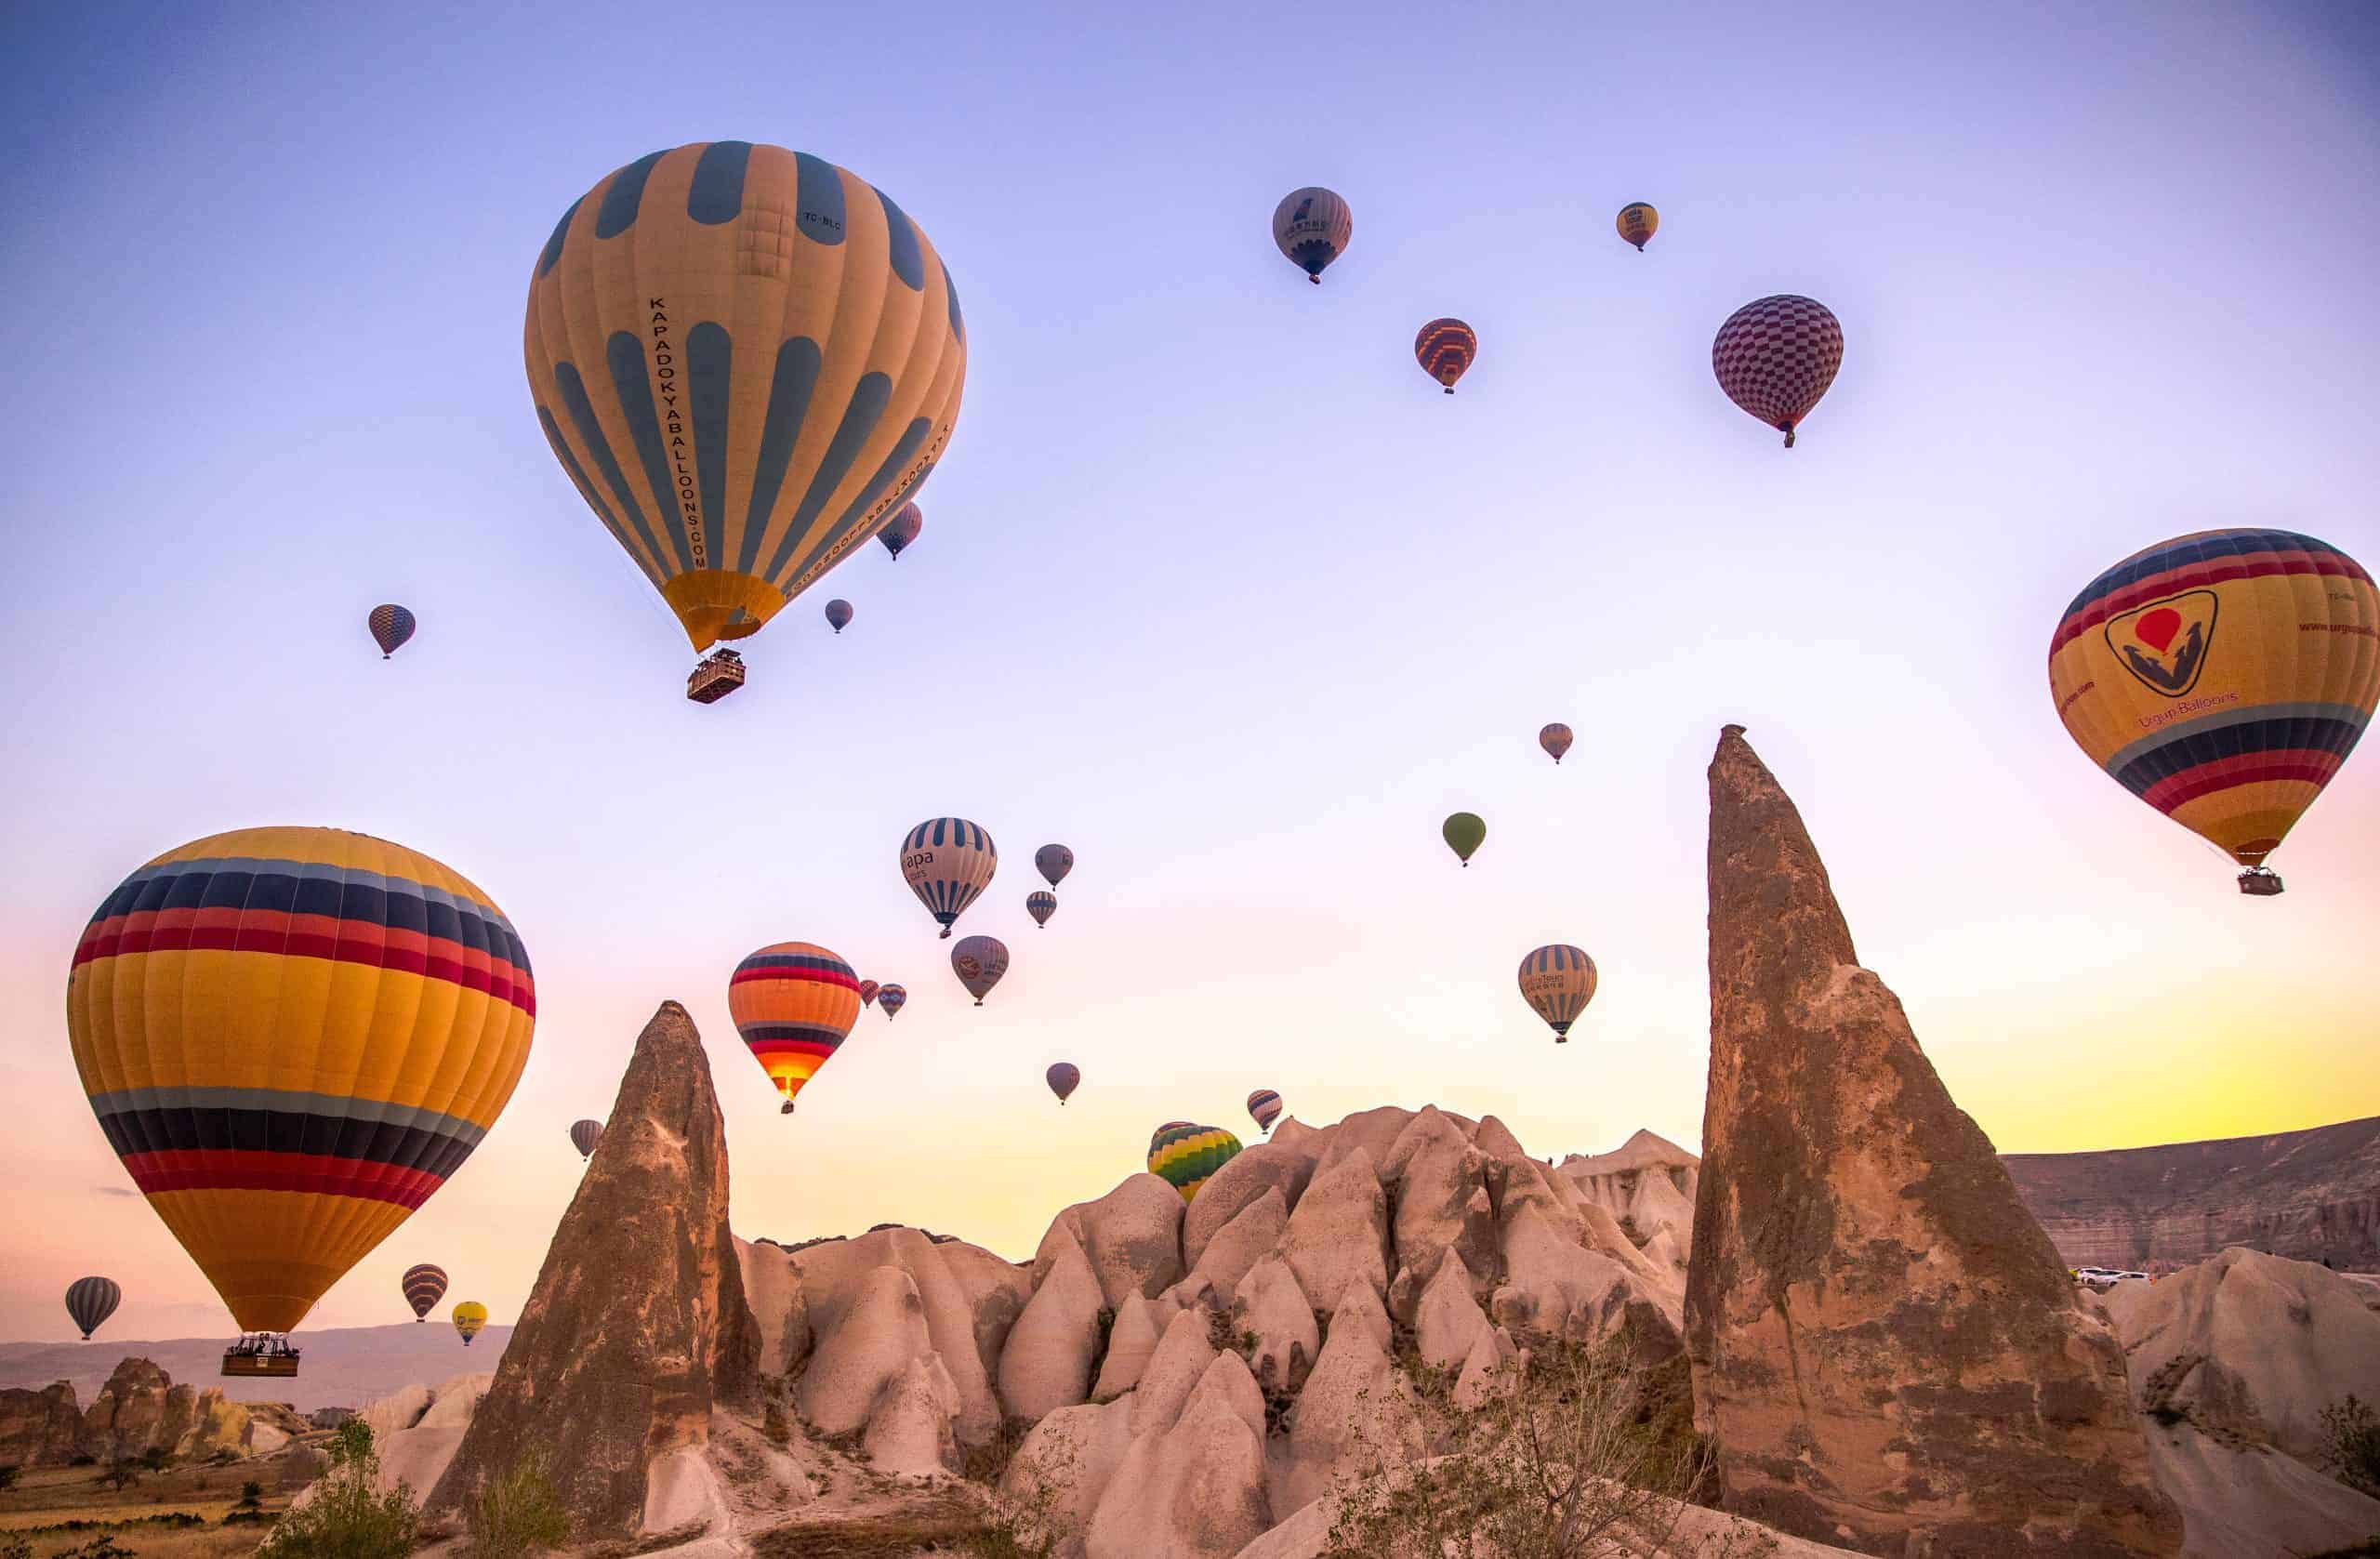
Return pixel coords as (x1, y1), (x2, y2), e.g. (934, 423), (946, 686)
(2322, 1394), (2380, 1498)
(258, 1418), (418, 1559)
(239, 1479), (267, 1509)
(68, 1454), (97, 1467)
(0, 1534), (26, 1559)
(466, 1451), (571, 1559)
(138, 1446), (172, 1473)
(99, 1459), (141, 1492)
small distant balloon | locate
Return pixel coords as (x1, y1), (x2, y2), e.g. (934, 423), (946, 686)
(825, 600), (853, 635)
(1518, 945), (1598, 1043)
(1148, 1123), (1242, 1202)
(1273, 187), (1352, 284)
(451, 1301), (487, 1346)
(1246, 1090), (1283, 1134)
(1540, 724), (1573, 765)
(1712, 296), (1843, 448)
(65, 1276), (121, 1341)
(877, 984), (908, 1020)
(568, 1119), (602, 1160)
(858, 979), (880, 1009)
(1026, 890), (1057, 928)
(1046, 1062), (1080, 1104)
(401, 1263), (447, 1323)
(1034, 844), (1074, 888)
(367, 604), (416, 659)
(903, 818), (998, 938)
(1442, 812), (1486, 866)
(879, 503), (923, 560)
(1415, 318), (1476, 394)
(951, 935), (1010, 1005)
(1616, 203), (1659, 252)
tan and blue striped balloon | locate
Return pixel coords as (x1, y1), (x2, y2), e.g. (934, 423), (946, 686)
(1245, 1090), (1283, 1134)
(901, 817), (997, 938)
(876, 983), (907, 1020)
(1272, 188), (1352, 284)
(1517, 944), (1597, 1043)
(1026, 891), (1056, 928)
(65, 1276), (121, 1341)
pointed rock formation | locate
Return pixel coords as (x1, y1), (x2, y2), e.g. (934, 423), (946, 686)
(998, 1231), (1105, 1420)
(1279, 1148), (1389, 1313)
(1037, 1173), (1187, 1308)
(1236, 1254), (1317, 1392)
(1086, 1353), (1271, 1559)
(1185, 1185), (1289, 1301)
(1687, 728), (2178, 1556)
(0, 1381), (83, 1466)
(1092, 1292), (1167, 1398)
(430, 1002), (759, 1539)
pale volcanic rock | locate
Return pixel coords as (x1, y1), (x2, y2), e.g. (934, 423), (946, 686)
(799, 1264), (932, 1435)
(1183, 1143), (1318, 1272)
(1379, 1108), (1499, 1299)
(1278, 1148), (1390, 1314)
(429, 1001), (760, 1539)
(1185, 1185), (1290, 1301)
(1450, 1322), (1520, 1410)
(1085, 1353), (1272, 1559)
(1686, 727), (2178, 1556)
(2128, 1420), (2380, 1559)
(1314, 1105), (1429, 1180)
(998, 1234), (1105, 1420)
(1037, 1173), (1188, 1307)
(360, 1381), (434, 1440)
(1091, 1292), (1166, 1399)
(1277, 1281), (1421, 1516)
(734, 1235), (813, 1376)
(1132, 1306), (1223, 1436)
(1414, 1251), (1492, 1371)
(1235, 1255), (1318, 1392)
(1003, 1397), (1140, 1546)
(1493, 1202), (1682, 1351)
(354, 1374), (488, 1500)
(80, 1358), (187, 1460)
(1639, 1225), (1686, 1276)
(1267, 1117), (1321, 1152)
(863, 1352), (963, 1478)
(414, 1373), (491, 1429)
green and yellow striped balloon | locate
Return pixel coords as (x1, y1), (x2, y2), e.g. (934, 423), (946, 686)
(1147, 1122), (1242, 1203)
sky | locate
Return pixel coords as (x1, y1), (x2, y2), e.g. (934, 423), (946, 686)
(1, 0), (2375, 1342)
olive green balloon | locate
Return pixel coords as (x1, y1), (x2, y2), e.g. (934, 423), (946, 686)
(1442, 812), (1486, 865)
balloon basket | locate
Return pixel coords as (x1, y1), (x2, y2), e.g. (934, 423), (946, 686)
(687, 648), (747, 704)
(222, 1336), (300, 1379)
(2238, 868), (2284, 897)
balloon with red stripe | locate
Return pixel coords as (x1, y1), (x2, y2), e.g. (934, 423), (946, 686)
(401, 1263), (447, 1322)
(1414, 318), (1476, 394)
(858, 979), (880, 1009)
(729, 942), (862, 1113)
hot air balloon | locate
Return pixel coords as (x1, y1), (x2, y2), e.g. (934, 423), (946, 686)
(730, 942), (862, 1113)
(1616, 203), (1659, 252)
(452, 1301), (487, 1346)
(902, 818), (997, 938)
(826, 600), (853, 635)
(69, 827), (535, 1377)
(1540, 724), (1573, 765)
(1034, 844), (1074, 888)
(401, 1263), (447, 1323)
(1026, 891), (1057, 928)
(1518, 945), (1597, 1043)
(367, 604), (416, 659)
(2048, 529), (2379, 895)
(1147, 1123), (1242, 1202)
(858, 978), (880, 1009)
(65, 1276), (121, 1341)
(569, 1119), (603, 1159)
(1246, 1090), (1283, 1135)
(1046, 1062), (1080, 1104)
(879, 503), (923, 560)
(1712, 296), (1842, 448)
(877, 984), (907, 1020)
(1415, 319), (1476, 394)
(951, 935), (1010, 1005)
(524, 143), (967, 698)
(1443, 813), (1486, 866)
(1273, 187), (1352, 284)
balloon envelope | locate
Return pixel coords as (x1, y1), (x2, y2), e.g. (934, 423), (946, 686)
(730, 943), (862, 1110)
(65, 1276), (121, 1341)
(1712, 296), (1842, 447)
(367, 604), (416, 659)
(1616, 203), (1659, 251)
(1246, 1090), (1283, 1133)
(902, 818), (997, 937)
(1415, 318), (1476, 393)
(2048, 529), (2378, 879)
(525, 142), (967, 654)
(69, 827), (536, 1336)
(951, 935), (1010, 1005)
(1026, 891), (1057, 927)
(452, 1301), (487, 1344)
(1540, 723), (1573, 764)
(879, 503), (923, 559)
(876, 983), (907, 1019)
(1046, 1062), (1080, 1103)
(858, 979), (880, 1009)
(1518, 945), (1598, 1042)
(1272, 187), (1352, 283)
(1034, 844), (1074, 888)
(402, 1263), (447, 1321)
(1147, 1123), (1242, 1202)
(1442, 812), (1486, 865)
(569, 1119), (603, 1159)
(825, 599), (853, 634)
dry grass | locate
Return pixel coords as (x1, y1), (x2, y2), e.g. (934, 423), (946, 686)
(748, 1512), (996, 1556)
(20, 1526), (265, 1559)
(0, 1459), (287, 1558)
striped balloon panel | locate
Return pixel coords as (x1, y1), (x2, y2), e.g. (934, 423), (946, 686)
(1034, 844), (1073, 887)
(1414, 319), (1475, 390)
(1712, 295), (1843, 444)
(1026, 891), (1056, 926)
(1046, 1062), (1079, 1102)
(902, 817), (998, 931)
(879, 503), (923, 557)
(367, 604), (416, 657)
(858, 979), (879, 1008)
(1517, 945), (1598, 1037)
(1147, 1124), (1243, 1202)
(1616, 203), (1659, 249)
(876, 984), (907, 1018)
(451, 1300), (486, 1341)
(401, 1262), (447, 1319)
(1246, 1090), (1282, 1131)
(65, 1276), (122, 1339)
(68, 827), (536, 1335)
(951, 934), (1010, 1002)
(568, 1119), (603, 1158)
(2049, 529), (2378, 867)
(729, 942), (861, 1105)
(1272, 187), (1353, 280)
(525, 142), (968, 652)
(1540, 723), (1573, 761)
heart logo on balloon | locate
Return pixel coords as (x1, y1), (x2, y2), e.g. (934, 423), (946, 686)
(2103, 590), (2218, 699)
(2134, 607), (2183, 654)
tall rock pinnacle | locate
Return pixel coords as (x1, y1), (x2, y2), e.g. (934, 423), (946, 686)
(1686, 727), (2178, 1557)
(430, 1001), (760, 1539)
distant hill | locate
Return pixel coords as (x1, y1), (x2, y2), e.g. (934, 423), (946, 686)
(0, 1322), (511, 1412)
(2003, 1115), (2380, 1272)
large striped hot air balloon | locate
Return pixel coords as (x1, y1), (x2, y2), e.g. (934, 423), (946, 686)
(876, 984), (907, 1020)
(452, 1301), (487, 1346)
(65, 1277), (121, 1341)
(951, 935), (1010, 1005)
(1046, 1062), (1079, 1104)
(1246, 1090), (1283, 1135)
(524, 142), (967, 684)
(367, 604), (416, 659)
(68, 828), (535, 1363)
(729, 943), (862, 1113)
(1616, 203), (1659, 252)
(1517, 945), (1597, 1043)
(401, 1263), (447, 1322)
(1147, 1123), (1242, 1202)
(1034, 844), (1073, 888)
(568, 1119), (602, 1160)
(1540, 724), (1573, 765)
(1415, 319), (1476, 394)
(879, 503), (923, 560)
(901, 818), (997, 938)
(2049, 529), (2378, 895)
(1712, 296), (1843, 448)
(1273, 187), (1352, 284)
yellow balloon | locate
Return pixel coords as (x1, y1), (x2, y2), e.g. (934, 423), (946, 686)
(526, 141), (968, 653)
(452, 1301), (488, 1345)
(1616, 203), (1659, 251)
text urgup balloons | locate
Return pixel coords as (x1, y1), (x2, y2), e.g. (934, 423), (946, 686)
(452, 1301), (487, 1346)
(524, 142), (966, 678)
(1273, 188), (1351, 284)
(902, 817), (997, 938)
(1616, 203), (1659, 252)
(1712, 295), (1842, 448)
(1517, 944), (1597, 1043)
(2048, 528), (2378, 895)
(951, 935), (1010, 1005)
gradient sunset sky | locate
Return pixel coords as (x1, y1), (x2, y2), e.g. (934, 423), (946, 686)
(3, 1), (2375, 1342)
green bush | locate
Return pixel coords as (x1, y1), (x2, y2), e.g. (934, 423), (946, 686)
(258, 1419), (418, 1559)
(2322, 1394), (2380, 1498)
(465, 1451), (570, 1559)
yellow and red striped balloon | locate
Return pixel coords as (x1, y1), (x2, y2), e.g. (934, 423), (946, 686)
(729, 942), (862, 1111)
(67, 827), (535, 1338)
(1414, 318), (1476, 394)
